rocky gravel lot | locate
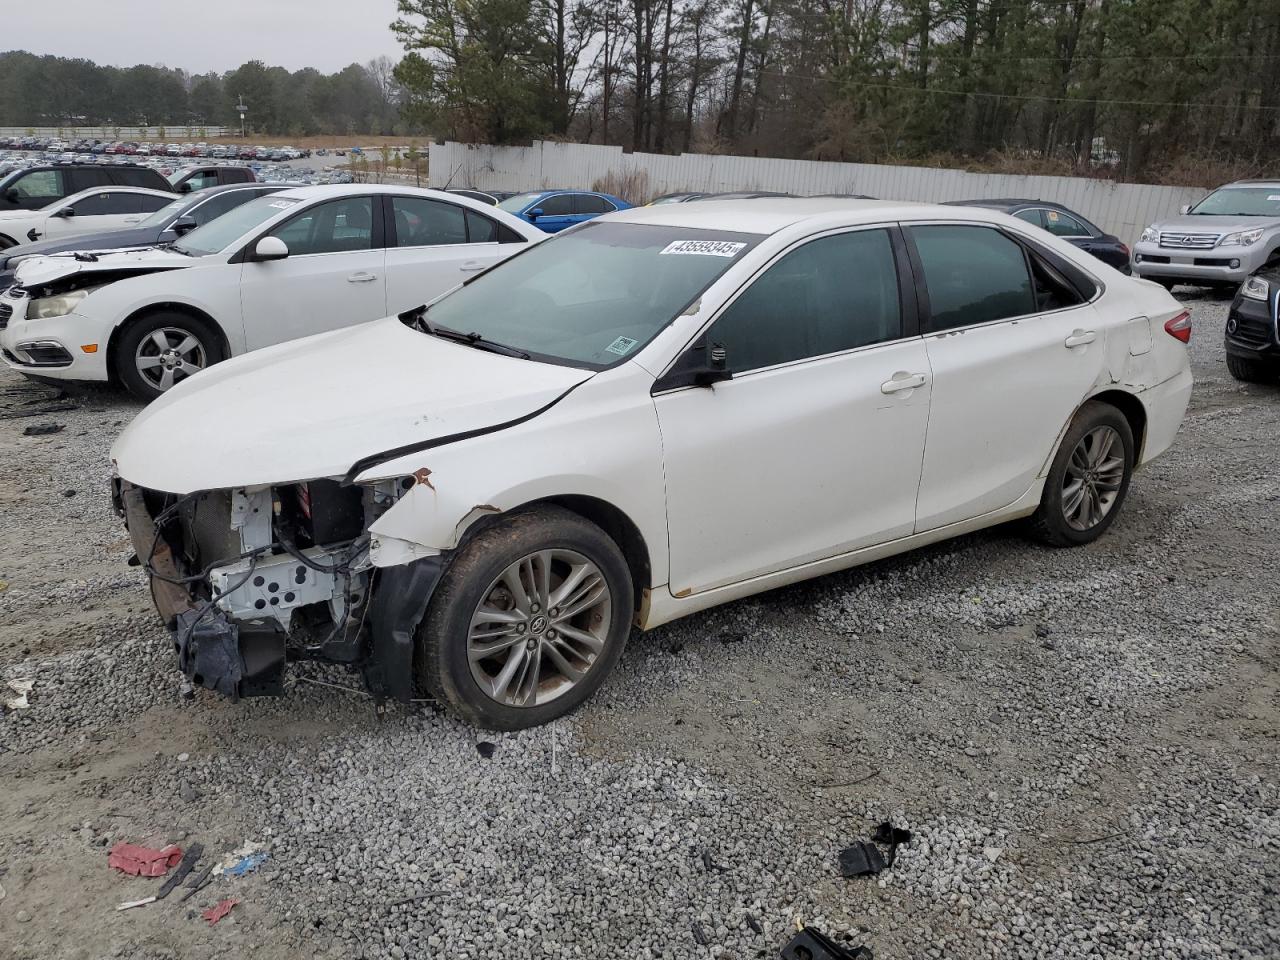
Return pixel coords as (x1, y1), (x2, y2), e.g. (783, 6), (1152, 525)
(1, 290), (1277, 960)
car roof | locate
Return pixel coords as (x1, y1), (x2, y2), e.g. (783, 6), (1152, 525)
(1226, 179), (1280, 188)
(608, 197), (974, 233)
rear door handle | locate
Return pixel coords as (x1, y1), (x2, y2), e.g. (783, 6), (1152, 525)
(459, 261), (486, 273)
(1064, 329), (1096, 348)
(347, 272), (377, 283)
(880, 371), (927, 394)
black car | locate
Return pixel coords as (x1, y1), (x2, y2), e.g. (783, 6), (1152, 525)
(0, 183), (288, 288)
(170, 165), (258, 193)
(945, 198), (1131, 273)
(1223, 267), (1280, 383)
(0, 163), (173, 213)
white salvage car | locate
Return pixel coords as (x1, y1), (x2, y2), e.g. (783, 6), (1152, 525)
(0, 185), (541, 398)
(0, 185), (174, 247)
(111, 200), (1193, 729)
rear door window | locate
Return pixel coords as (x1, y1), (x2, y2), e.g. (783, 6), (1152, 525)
(909, 225), (1036, 331)
(574, 193), (615, 215)
(390, 196), (467, 246)
(1041, 209), (1090, 238)
(72, 191), (144, 215)
(1013, 209), (1043, 228)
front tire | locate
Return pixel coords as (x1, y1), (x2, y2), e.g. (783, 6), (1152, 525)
(113, 312), (226, 400)
(1226, 354), (1276, 384)
(418, 506), (634, 730)
(1029, 401), (1134, 547)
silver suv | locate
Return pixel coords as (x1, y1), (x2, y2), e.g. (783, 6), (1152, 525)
(1132, 180), (1280, 289)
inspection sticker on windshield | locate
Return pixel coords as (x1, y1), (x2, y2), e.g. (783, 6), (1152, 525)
(659, 240), (747, 258)
(267, 200), (299, 209)
(604, 336), (639, 356)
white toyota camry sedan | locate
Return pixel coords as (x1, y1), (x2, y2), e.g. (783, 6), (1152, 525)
(110, 199), (1193, 729)
(0, 185), (543, 398)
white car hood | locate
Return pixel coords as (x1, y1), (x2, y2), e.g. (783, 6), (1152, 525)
(111, 316), (593, 494)
(14, 247), (196, 287)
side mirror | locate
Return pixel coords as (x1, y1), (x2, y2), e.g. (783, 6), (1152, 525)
(177, 181), (193, 193)
(56, 206), (75, 218)
(252, 236), (290, 261)
(171, 215), (198, 236)
(4, 187), (18, 203)
(526, 207), (543, 220)
(652, 338), (733, 392)
(1179, 204), (1190, 215)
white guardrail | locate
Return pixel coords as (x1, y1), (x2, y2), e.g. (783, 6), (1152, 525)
(429, 140), (1210, 244)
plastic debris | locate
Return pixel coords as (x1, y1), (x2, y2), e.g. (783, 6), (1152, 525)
(476, 741), (497, 759)
(116, 896), (157, 911)
(22, 423), (64, 436)
(838, 822), (913, 878)
(179, 863), (216, 903)
(4, 679), (34, 711)
(156, 843), (204, 899)
(108, 842), (183, 877)
(692, 920), (711, 945)
(780, 926), (873, 959)
(838, 840), (886, 877)
(202, 898), (239, 925)
(216, 844), (270, 877)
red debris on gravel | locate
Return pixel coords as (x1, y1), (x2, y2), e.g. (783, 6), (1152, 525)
(202, 898), (239, 925)
(108, 842), (183, 877)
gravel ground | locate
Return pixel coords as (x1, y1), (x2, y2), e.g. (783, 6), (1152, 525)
(1, 289), (1277, 960)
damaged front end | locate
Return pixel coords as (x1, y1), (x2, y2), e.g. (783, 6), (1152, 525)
(115, 476), (443, 703)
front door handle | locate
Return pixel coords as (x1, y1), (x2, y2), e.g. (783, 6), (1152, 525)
(880, 371), (928, 394)
(1064, 329), (1096, 348)
(459, 261), (486, 273)
(347, 272), (378, 283)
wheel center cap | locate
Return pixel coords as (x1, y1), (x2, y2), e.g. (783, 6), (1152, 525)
(530, 614), (548, 634)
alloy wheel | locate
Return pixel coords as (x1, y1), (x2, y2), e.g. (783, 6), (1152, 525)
(467, 549), (613, 708)
(134, 327), (207, 392)
(1062, 425), (1125, 531)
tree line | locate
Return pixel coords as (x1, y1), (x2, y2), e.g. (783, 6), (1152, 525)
(0, 51), (404, 137)
(392, 0), (1280, 181)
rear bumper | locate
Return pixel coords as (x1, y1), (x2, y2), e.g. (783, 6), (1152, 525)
(1138, 367), (1193, 467)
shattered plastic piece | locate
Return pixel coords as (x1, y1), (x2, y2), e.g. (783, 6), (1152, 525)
(222, 851), (269, 878)
(180, 863), (216, 903)
(700, 849), (729, 874)
(22, 423), (64, 436)
(838, 840), (886, 877)
(108, 842), (183, 877)
(476, 741), (497, 759)
(871, 821), (913, 867)
(780, 926), (873, 959)
(746, 913), (763, 935)
(157, 843), (204, 900)
(202, 898), (239, 925)
(116, 896), (157, 911)
(4, 679), (34, 710)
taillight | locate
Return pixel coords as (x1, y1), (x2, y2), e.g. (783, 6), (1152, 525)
(1164, 310), (1192, 343)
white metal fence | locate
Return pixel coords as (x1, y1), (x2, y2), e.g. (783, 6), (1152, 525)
(430, 140), (1209, 243)
(0, 126), (233, 141)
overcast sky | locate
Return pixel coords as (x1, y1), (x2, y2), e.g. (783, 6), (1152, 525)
(11, 0), (406, 74)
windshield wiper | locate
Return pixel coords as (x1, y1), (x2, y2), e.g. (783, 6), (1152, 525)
(157, 242), (195, 256)
(398, 304), (530, 359)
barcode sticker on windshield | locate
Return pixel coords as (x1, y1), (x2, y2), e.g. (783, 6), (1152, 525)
(1269, 195), (1280, 201)
(660, 240), (747, 257)
(605, 336), (638, 356)
(268, 200), (299, 209)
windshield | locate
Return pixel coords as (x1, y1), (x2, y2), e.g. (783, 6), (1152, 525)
(420, 221), (762, 368)
(497, 192), (546, 213)
(138, 197), (188, 228)
(173, 195), (300, 256)
(1190, 187), (1280, 218)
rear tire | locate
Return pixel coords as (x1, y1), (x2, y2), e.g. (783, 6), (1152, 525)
(1029, 401), (1134, 547)
(113, 311), (226, 401)
(417, 506), (634, 730)
(1226, 355), (1276, 384)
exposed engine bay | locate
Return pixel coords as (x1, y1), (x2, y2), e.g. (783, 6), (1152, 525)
(114, 475), (441, 702)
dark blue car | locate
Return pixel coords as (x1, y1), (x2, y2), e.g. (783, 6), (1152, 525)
(497, 190), (631, 233)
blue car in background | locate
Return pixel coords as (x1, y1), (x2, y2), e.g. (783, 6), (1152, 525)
(497, 190), (631, 233)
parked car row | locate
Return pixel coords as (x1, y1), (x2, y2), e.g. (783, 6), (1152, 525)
(0, 136), (310, 161)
